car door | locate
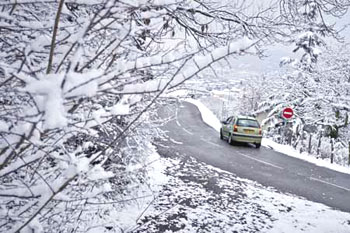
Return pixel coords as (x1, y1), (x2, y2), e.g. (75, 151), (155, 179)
(228, 116), (236, 134)
(222, 116), (232, 137)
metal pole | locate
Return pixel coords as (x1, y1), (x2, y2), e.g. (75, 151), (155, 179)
(299, 129), (304, 153)
(348, 141), (350, 166)
(317, 134), (322, 156)
(308, 133), (312, 154)
(330, 138), (334, 164)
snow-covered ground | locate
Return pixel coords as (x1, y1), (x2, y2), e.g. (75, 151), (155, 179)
(132, 146), (350, 233)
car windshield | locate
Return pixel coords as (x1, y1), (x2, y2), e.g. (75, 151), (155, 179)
(237, 119), (260, 128)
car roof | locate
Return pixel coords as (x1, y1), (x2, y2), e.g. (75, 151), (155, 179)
(235, 115), (257, 120)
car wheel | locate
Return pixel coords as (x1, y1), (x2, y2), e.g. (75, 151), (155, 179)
(255, 143), (261, 149)
(220, 129), (224, 140)
(228, 134), (234, 145)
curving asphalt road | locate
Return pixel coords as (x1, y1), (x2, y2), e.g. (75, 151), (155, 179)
(157, 100), (350, 213)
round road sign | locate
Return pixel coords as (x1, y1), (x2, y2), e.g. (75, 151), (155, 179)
(282, 107), (294, 119)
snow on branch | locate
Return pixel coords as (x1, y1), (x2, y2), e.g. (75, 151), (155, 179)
(4, 0), (348, 232)
(120, 38), (257, 94)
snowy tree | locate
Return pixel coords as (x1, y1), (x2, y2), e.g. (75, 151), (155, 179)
(279, 0), (349, 71)
(260, 0), (350, 146)
(0, 0), (288, 232)
(260, 42), (350, 163)
(236, 75), (275, 115)
(1, 0), (349, 231)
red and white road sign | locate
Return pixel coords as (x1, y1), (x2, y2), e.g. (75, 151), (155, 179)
(282, 107), (294, 119)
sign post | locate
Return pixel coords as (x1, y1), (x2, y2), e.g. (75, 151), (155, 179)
(281, 107), (294, 145)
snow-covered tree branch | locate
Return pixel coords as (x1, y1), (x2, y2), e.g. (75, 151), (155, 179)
(1, 0), (349, 232)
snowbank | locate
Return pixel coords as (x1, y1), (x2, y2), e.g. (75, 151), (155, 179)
(262, 138), (350, 175)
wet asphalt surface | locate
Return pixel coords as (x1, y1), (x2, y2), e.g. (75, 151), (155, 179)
(157, 101), (350, 213)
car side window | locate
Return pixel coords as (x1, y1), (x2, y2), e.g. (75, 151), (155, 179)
(224, 117), (232, 125)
